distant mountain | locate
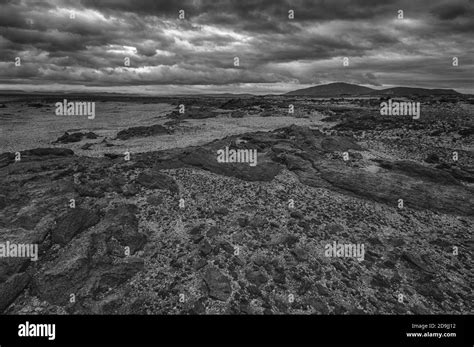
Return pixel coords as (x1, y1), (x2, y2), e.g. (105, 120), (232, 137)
(369, 87), (460, 96)
(183, 93), (255, 98)
(0, 90), (29, 94)
(286, 82), (461, 97)
(285, 82), (375, 96)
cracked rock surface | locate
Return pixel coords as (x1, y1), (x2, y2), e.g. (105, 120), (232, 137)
(0, 99), (472, 315)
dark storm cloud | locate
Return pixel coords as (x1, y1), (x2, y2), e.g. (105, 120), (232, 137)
(0, 0), (472, 93)
(431, 0), (474, 20)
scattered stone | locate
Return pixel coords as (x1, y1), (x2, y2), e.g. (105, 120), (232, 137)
(309, 299), (330, 314)
(291, 247), (308, 261)
(214, 207), (229, 215)
(28, 103), (46, 108)
(401, 252), (435, 273)
(232, 256), (245, 267)
(116, 124), (170, 140)
(245, 270), (268, 288)
(103, 204), (146, 254)
(122, 183), (138, 197)
(231, 111), (244, 118)
(146, 195), (163, 206)
(411, 303), (430, 314)
(416, 283), (444, 302)
(376, 160), (460, 186)
(321, 136), (362, 152)
(281, 234), (299, 247)
(348, 150), (363, 160)
(237, 216), (249, 227)
(81, 143), (94, 150)
(52, 208), (100, 245)
(290, 211), (304, 219)
(24, 148), (74, 157)
(206, 226), (220, 238)
(371, 274), (391, 288)
(189, 224), (205, 243)
(1, 115), (471, 315)
(425, 153), (440, 164)
(194, 258), (207, 271)
(199, 240), (212, 256)
(0, 272), (30, 313)
(54, 131), (98, 144)
(136, 170), (179, 194)
(190, 299), (206, 314)
(219, 241), (234, 254)
(249, 215), (267, 228)
(315, 283), (330, 296)
(104, 153), (123, 159)
(203, 266), (232, 301)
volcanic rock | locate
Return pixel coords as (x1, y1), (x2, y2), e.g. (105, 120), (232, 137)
(136, 170), (179, 193)
(116, 124), (170, 140)
(203, 266), (232, 301)
(0, 272), (31, 313)
(51, 208), (100, 245)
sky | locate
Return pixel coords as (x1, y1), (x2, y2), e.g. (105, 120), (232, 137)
(0, 0), (473, 95)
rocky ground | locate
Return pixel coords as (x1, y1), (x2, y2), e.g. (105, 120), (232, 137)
(0, 95), (473, 315)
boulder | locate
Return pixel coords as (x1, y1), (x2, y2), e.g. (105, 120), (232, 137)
(203, 266), (232, 301)
(103, 204), (146, 254)
(136, 170), (179, 193)
(52, 208), (100, 245)
(0, 272), (31, 313)
(24, 148), (74, 157)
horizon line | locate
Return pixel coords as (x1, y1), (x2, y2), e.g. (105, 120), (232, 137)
(0, 82), (469, 97)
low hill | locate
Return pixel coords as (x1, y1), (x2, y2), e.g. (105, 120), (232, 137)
(285, 82), (375, 96)
(286, 83), (461, 97)
(370, 87), (460, 96)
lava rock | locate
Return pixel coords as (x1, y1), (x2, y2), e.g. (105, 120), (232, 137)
(249, 215), (267, 228)
(0, 272), (30, 313)
(203, 266), (232, 301)
(122, 183), (138, 197)
(237, 216), (249, 227)
(103, 204), (146, 254)
(136, 170), (178, 194)
(291, 247), (308, 261)
(401, 252), (434, 273)
(194, 258), (207, 271)
(290, 211), (304, 219)
(370, 274), (391, 288)
(206, 226), (220, 238)
(199, 240), (212, 256)
(315, 283), (330, 296)
(24, 148), (74, 157)
(54, 132), (97, 144)
(189, 224), (205, 243)
(52, 208), (100, 245)
(116, 124), (170, 140)
(214, 207), (229, 215)
(81, 143), (94, 150)
(425, 153), (440, 164)
(245, 270), (268, 288)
